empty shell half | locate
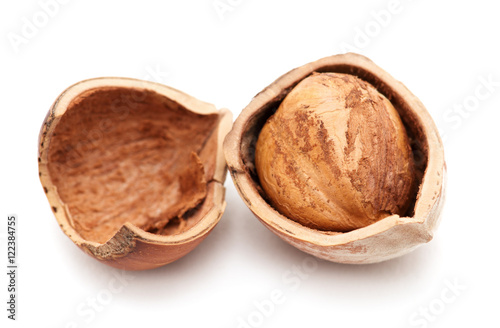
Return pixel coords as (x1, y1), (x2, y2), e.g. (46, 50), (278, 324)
(39, 77), (232, 270)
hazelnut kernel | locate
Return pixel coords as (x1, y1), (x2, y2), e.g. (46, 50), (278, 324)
(255, 72), (416, 232)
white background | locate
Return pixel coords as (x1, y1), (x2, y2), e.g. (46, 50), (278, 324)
(1, 1), (499, 327)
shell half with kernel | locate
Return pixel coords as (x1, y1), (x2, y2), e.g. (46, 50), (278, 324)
(224, 53), (446, 264)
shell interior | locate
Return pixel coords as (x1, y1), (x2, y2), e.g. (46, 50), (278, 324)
(46, 87), (220, 244)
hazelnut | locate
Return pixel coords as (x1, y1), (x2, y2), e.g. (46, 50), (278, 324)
(224, 53), (446, 264)
(39, 77), (232, 270)
(255, 72), (416, 232)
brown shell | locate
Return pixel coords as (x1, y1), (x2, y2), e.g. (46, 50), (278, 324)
(39, 77), (232, 270)
(224, 53), (446, 264)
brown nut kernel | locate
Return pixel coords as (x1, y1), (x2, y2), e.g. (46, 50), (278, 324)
(255, 72), (416, 232)
(224, 53), (446, 264)
(39, 77), (232, 270)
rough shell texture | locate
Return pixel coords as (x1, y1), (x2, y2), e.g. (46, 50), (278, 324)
(255, 72), (416, 232)
(39, 77), (232, 270)
(224, 53), (446, 264)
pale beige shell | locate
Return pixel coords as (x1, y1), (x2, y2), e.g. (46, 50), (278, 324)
(39, 77), (232, 270)
(224, 53), (446, 264)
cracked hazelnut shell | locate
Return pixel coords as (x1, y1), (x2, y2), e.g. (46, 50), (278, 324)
(224, 53), (446, 264)
(39, 77), (232, 270)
